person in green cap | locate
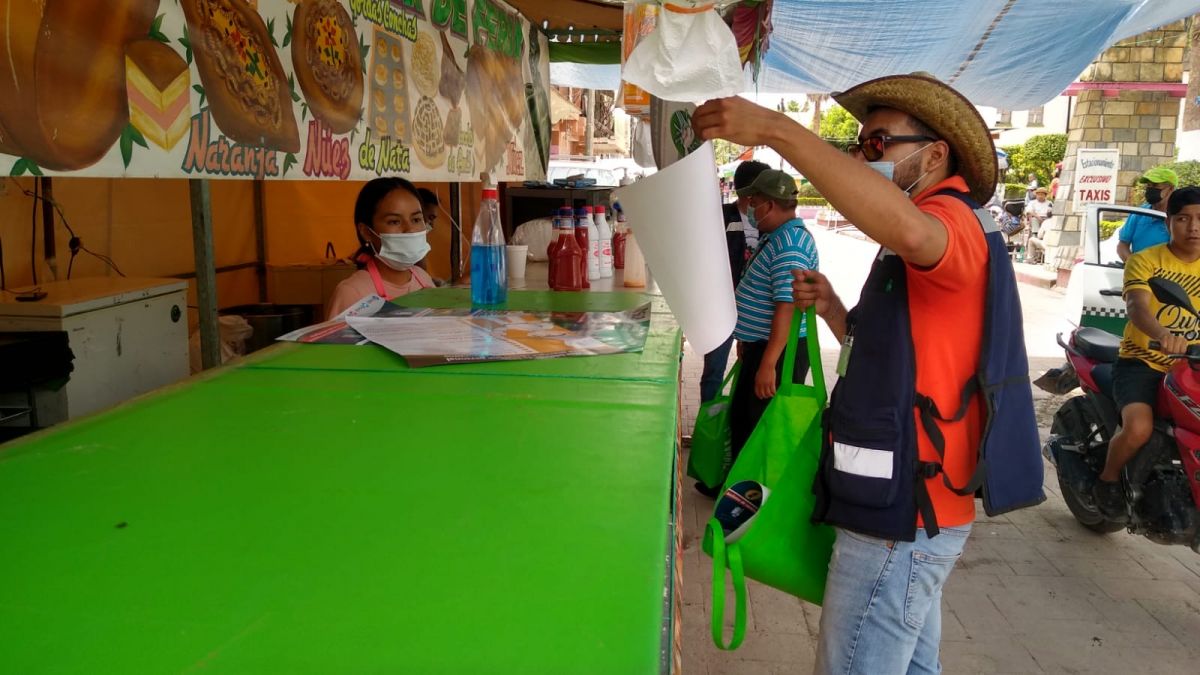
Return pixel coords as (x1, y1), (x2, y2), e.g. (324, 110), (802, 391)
(728, 169), (819, 467)
(1117, 166), (1178, 261)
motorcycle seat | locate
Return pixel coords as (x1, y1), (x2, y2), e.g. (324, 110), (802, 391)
(1074, 327), (1121, 363)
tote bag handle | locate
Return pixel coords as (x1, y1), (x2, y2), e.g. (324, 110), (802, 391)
(778, 307), (825, 401)
(708, 516), (748, 650)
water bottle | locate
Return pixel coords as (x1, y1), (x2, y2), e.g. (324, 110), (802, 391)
(471, 188), (507, 306)
(595, 205), (614, 278)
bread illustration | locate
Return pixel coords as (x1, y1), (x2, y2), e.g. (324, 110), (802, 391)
(369, 28), (409, 145)
(181, 0), (300, 152)
(291, 0), (364, 134)
(411, 30), (439, 99)
(0, 0), (160, 170)
(411, 95), (446, 169)
(126, 39), (191, 150)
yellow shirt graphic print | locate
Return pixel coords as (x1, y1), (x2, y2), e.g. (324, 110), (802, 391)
(1120, 244), (1200, 371)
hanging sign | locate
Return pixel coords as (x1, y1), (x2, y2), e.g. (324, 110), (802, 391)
(1071, 148), (1120, 213)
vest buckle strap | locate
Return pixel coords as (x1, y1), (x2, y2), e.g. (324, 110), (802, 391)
(919, 461), (943, 479)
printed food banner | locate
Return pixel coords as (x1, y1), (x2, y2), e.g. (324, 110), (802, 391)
(0, 0), (551, 182)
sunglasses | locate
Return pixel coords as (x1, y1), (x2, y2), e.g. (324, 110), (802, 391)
(846, 135), (936, 161)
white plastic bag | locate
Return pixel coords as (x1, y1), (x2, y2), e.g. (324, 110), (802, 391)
(188, 315), (254, 374)
(621, 3), (743, 104)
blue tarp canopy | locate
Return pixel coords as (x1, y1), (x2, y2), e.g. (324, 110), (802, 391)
(756, 0), (1197, 108)
(538, 1), (1194, 108)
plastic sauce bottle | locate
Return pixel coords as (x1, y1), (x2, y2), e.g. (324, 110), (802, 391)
(613, 208), (627, 269)
(623, 228), (646, 288)
(546, 207), (572, 290)
(574, 206), (591, 290)
(550, 212), (584, 291)
(595, 205), (614, 278)
(581, 206), (600, 281)
(471, 188), (508, 306)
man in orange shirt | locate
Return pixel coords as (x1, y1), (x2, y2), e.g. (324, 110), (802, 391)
(694, 73), (1025, 674)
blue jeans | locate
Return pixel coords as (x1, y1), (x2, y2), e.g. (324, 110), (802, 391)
(814, 524), (971, 675)
(700, 335), (735, 403)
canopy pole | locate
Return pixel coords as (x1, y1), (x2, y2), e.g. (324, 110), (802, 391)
(253, 180), (268, 302)
(189, 179), (221, 371)
(41, 177), (58, 280)
(584, 89), (594, 156)
(450, 183), (462, 284)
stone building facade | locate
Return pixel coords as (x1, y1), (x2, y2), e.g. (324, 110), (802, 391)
(1046, 20), (1188, 284)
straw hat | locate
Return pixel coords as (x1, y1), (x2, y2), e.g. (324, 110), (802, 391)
(833, 72), (997, 203)
(1034, 186), (1049, 195)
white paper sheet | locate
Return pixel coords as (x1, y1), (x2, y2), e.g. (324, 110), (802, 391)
(614, 142), (736, 355)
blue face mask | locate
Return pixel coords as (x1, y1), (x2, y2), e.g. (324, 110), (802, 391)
(866, 161), (894, 181)
(866, 144), (934, 195)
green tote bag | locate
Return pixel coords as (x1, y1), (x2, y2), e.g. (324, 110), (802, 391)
(686, 362), (740, 491)
(702, 308), (835, 650)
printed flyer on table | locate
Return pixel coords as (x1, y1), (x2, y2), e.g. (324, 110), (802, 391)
(0, 0), (551, 182)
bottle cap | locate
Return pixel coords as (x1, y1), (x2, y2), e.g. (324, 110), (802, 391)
(595, 206), (606, 214)
(482, 188), (498, 200)
(582, 206), (593, 213)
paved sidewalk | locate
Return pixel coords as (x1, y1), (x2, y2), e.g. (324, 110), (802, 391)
(678, 342), (1200, 675)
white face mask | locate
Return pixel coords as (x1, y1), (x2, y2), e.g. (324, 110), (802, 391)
(865, 143), (933, 195)
(370, 229), (430, 270)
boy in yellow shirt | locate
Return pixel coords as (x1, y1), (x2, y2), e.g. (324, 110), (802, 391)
(1095, 186), (1200, 517)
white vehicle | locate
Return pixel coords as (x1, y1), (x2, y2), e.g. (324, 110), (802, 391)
(546, 161), (619, 186)
(1063, 203), (1167, 336)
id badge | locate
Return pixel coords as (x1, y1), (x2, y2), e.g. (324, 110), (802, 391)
(836, 334), (854, 377)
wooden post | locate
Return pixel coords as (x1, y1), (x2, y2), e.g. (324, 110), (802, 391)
(189, 179), (221, 371)
(450, 183), (462, 284)
(253, 180), (268, 302)
(584, 89), (594, 157)
(40, 177), (58, 280)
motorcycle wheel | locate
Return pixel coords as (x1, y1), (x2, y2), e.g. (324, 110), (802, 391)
(1056, 473), (1126, 534)
(1051, 398), (1126, 534)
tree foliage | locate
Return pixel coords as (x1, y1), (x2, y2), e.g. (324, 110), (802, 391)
(819, 105), (859, 148)
(786, 99), (801, 113)
(1000, 133), (1066, 186)
(1129, 160), (1200, 204)
(713, 138), (745, 166)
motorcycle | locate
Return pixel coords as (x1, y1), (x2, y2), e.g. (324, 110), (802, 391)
(1042, 277), (1200, 552)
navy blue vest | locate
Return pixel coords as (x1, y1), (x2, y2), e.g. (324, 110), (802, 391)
(812, 189), (1045, 541)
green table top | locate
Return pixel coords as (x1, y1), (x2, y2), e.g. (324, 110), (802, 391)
(0, 290), (682, 674)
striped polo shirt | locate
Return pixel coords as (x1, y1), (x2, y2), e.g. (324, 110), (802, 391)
(733, 218), (819, 342)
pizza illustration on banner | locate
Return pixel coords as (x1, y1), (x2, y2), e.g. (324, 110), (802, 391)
(291, 0), (364, 134)
(181, 0), (300, 152)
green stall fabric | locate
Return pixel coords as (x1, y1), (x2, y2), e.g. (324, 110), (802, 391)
(0, 290), (683, 674)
